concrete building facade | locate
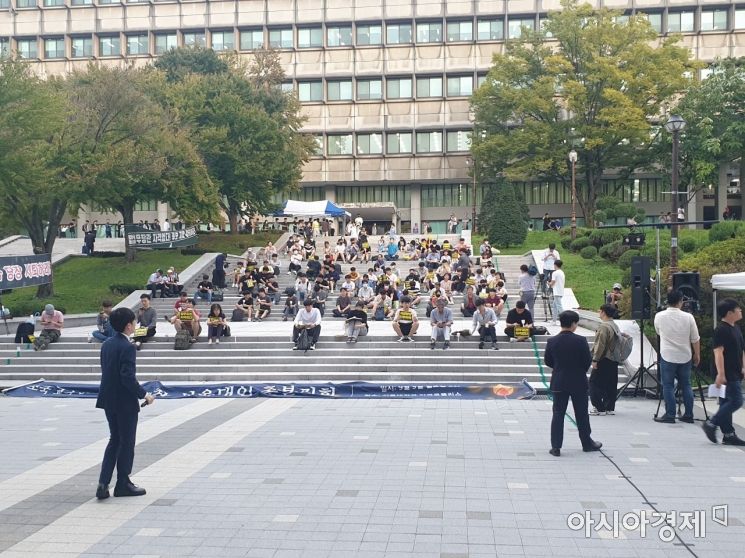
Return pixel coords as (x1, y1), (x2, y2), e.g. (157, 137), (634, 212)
(1, 0), (743, 233)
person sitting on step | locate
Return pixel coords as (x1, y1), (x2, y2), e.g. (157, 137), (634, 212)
(206, 303), (227, 345)
(89, 301), (114, 343)
(471, 298), (499, 350)
(430, 298), (453, 350)
(357, 279), (375, 308)
(292, 299), (322, 350)
(133, 294), (157, 350)
(255, 288), (272, 321)
(345, 301), (369, 343)
(193, 274), (213, 305)
(333, 287), (353, 318)
(505, 300), (534, 342)
(33, 304), (64, 351)
(283, 293), (299, 322)
(461, 285), (478, 317)
(392, 295), (419, 342)
(170, 292), (201, 342)
(232, 292), (254, 322)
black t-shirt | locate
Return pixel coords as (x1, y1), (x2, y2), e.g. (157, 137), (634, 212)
(712, 322), (745, 383)
(506, 308), (533, 327)
(347, 309), (368, 324)
(198, 280), (213, 292)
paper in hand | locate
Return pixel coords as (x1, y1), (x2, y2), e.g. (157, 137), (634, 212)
(708, 384), (727, 399)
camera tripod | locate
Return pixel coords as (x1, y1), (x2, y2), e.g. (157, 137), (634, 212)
(536, 275), (553, 323)
(616, 318), (660, 400)
(653, 366), (710, 421)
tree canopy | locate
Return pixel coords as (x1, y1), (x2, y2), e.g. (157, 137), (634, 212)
(471, 0), (699, 225)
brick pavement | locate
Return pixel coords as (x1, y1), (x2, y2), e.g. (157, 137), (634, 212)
(1, 396), (744, 558)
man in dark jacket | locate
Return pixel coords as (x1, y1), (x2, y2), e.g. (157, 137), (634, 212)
(95, 308), (154, 499)
(543, 310), (602, 456)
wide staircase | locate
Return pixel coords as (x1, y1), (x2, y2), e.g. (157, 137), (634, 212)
(0, 249), (598, 391)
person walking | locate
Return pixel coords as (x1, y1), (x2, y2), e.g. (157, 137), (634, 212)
(544, 310), (602, 456)
(589, 305), (620, 415)
(548, 260), (565, 326)
(653, 290), (700, 424)
(95, 308), (154, 500)
(518, 264), (537, 317)
(703, 299), (745, 445)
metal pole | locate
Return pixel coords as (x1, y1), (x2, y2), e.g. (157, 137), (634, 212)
(655, 227), (661, 309)
(471, 166), (477, 234)
(670, 130), (679, 281)
(571, 159), (577, 240)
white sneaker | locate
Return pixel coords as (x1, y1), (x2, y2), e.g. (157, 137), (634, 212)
(208, 339), (213, 345)
(590, 408), (601, 416)
(607, 410), (615, 415)
(87, 334), (93, 343)
(215, 339), (220, 344)
(397, 336), (405, 343)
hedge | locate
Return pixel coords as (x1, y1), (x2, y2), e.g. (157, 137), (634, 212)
(580, 245), (598, 259)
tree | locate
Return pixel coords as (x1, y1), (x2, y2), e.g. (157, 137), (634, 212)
(0, 58), (67, 296)
(479, 180), (529, 248)
(673, 58), (745, 196)
(64, 65), (221, 261)
(154, 46), (229, 83)
(161, 48), (316, 232)
(471, 0), (699, 226)
(593, 196), (646, 225)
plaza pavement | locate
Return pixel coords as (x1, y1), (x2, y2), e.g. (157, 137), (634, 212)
(1, 394), (744, 558)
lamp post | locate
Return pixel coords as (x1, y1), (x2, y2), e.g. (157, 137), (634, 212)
(466, 157), (477, 233)
(664, 114), (686, 280)
(568, 149), (578, 240)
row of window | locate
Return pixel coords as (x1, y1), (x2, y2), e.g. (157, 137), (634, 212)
(292, 75), (483, 102)
(311, 130), (472, 156)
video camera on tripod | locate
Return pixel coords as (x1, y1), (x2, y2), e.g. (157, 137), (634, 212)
(672, 272), (700, 314)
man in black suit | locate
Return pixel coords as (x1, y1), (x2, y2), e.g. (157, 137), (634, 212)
(543, 310), (602, 457)
(96, 307), (154, 499)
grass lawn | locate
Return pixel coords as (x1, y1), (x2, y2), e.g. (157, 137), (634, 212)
(1, 232), (281, 315)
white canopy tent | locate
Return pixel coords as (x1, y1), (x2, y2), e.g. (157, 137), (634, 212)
(710, 272), (745, 324)
(274, 200), (351, 218)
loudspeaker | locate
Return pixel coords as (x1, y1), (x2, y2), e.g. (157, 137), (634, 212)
(623, 233), (646, 248)
(631, 256), (651, 320)
(673, 272), (700, 313)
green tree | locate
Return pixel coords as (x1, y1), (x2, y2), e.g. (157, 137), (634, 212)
(471, 0), (699, 226)
(154, 46), (229, 83)
(479, 180), (529, 248)
(0, 58), (67, 296)
(63, 65), (221, 261)
(593, 195), (646, 225)
(161, 48), (315, 232)
(673, 58), (745, 197)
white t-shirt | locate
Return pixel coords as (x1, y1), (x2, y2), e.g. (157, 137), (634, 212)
(543, 248), (560, 270)
(654, 307), (700, 363)
(551, 269), (565, 296)
(294, 307), (322, 326)
(162, 221), (171, 231)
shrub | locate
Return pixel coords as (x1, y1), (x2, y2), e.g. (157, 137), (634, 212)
(617, 249), (640, 270)
(109, 284), (143, 296)
(588, 228), (624, 248)
(679, 236), (697, 253)
(560, 236), (574, 250)
(599, 240), (627, 262)
(708, 221), (745, 243)
(580, 245), (598, 259)
(570, 236), (591, 251)
(89, 251), (124, 258)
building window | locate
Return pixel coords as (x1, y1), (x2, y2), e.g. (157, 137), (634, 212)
(737, 9), (745, 29)
(211, 31), (234, 51)
(312, 135), (324, 156)
(701, 10), (728, 31)
(183, 32), (206, 48)
(298, 27), (322, 48)
(667, 11), (694, 33)
(447, 21), (473, 42)
(327, 80), (353, 101)
(327, 25), (353, 47)
(16, 39), (38, 59)
(327, 134), (353, 155)
(477, 74), (487, 87)
(298, 80), (323, 102)
(416, 22), (442, 43)
(446, 130), (471, 152)
(135, 200), (157, 212)
(336, 185), (410, 207)
(421, 183), (481, 208)
(357, 133), (383, 155)
(0, 0), (9, 6)
(416, 131), (442, 153)
(44, 0), (64, 6)
(280, 81), (294, 93)
(240, 30), (263, 50)
(16, 0), (36, 7)
(447, 75), (473, 97)
(387, 23), (412, 44)
(126, 34), (148, 56)
(416, 76), (443, 98)
(98, 0), (120, 4)
(508, 17), (534, 39)
(269, 28), (293, 49)
(44, 38), (65, 59)
(357, 79), (383, 100)
(154, 33), (177, 55)
(0, 38), (8, 58)
(387, 132), (412, 154)
(386, 77), (412, 99)
(640, 12), (662, 33)
(477, 19), (503, 41)
(357, 24), (382, 45)
(71, 37), (93, 58)
(99, 36), (121, 57)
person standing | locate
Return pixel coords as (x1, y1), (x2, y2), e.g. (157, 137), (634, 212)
(653, 290), (700, 424)
(542, 243), (560, 282)
(549, 260), (565, 326)
(517, 264), (537, 317)
(590, 305), (620, 415)
(703, 299), (745, 445)
(95, 307), (154, 499)
(544, 310), (602, 456)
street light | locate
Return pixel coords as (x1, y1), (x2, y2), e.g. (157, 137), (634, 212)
(568, 149), (578, 240)
(663, 114), (686, 279)
(466, 157), (477, 233)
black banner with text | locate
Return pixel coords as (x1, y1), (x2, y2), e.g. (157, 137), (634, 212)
(0, 254), (53, 291)
(124, 225), (198, 250)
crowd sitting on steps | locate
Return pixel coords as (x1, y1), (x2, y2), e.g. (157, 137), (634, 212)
(18, 236), (566, 352)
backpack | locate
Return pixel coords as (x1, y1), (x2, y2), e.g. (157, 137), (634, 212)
(296, 328), (312, 352)
(528, 265), (539, 276)
(174, 329), (191, 350)
(211, 290), (224, 302)
(374, 306), (386, 321)
(607, 321), (633, 363)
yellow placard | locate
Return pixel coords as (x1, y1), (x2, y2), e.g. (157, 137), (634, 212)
(178, 310), (194, 321)
(134, 327), (149, 337)
(514, 326), (530, 338)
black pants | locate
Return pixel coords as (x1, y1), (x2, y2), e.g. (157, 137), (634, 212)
(551, 390), (593, 449)
(589, 358), (619, 412)
(293, 325), (320, 345)
(147, 283), (166, 298)
(478, 325), (496, 343)
(99, 409), (138, 485)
